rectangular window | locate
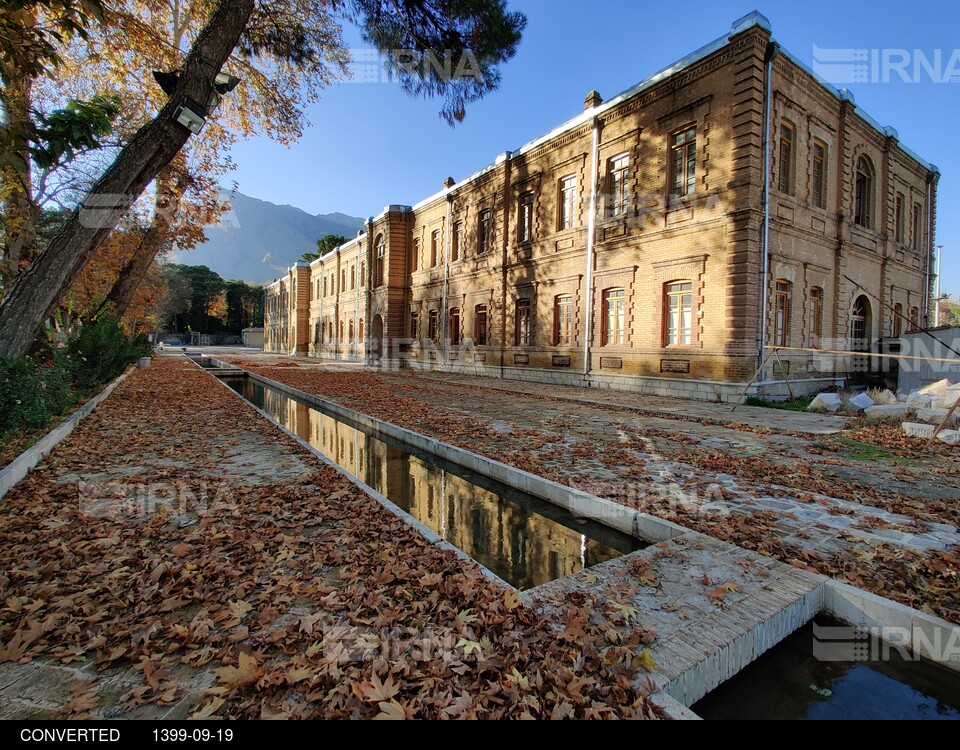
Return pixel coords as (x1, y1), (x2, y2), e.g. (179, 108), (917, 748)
(452, 221), (462, 262)
(779, 124), (794, 195)
(428, 310), (439, 342)
(478, 209), (492, 255)
(410, 311), (419, 340)
(341, 269), (346, 292)
(912, 203), (923, 251)
(812, 141), (826, 209)
(519, 191), (535, 243)
(323, 277), (327, 297)
(515, 298), (531, 346)
(554, 294), (573, 346)
(774, 280), (791, 347)
(411, 238), (420, 272)
(474, 304), (488, 345)
(350, 265), (356, 290)
(666, 282), (693, 346)
(893, 303), (903, 337)
(609, 154), (629, 217)
(809, 287), (823, 349)
(558, 175), (577, 230)
(360, 260), (366, 287)
(431, 229), (441, 267)
(895, 193), (905, 244)
(450, 308), (461, 346)
(670, 126), (697, 197)
(603, 289), (626, 346)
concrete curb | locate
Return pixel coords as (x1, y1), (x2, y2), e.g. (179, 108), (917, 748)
(0, 367), (135, 501)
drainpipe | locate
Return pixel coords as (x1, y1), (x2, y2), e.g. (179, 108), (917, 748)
(758, 42), (779, 368)
(442, 190), (453, 366)
(922, 170), (936, 326)
(583, 118), (601, 377)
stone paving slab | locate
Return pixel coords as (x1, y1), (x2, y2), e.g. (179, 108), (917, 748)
(523, 531), (825, 708)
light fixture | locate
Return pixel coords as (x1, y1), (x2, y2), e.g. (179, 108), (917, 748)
(174, 98), (208, 134)
(153, 69), (241, 136)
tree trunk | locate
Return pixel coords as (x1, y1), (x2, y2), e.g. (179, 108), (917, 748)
(102, 162), (184, 316)
(0, 10), (38, 282)
(0, 0), (255, 360)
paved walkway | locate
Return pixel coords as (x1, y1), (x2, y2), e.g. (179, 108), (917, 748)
(411, 371), (848, 435)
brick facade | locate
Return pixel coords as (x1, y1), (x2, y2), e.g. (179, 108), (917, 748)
(264, 12), (939, 402)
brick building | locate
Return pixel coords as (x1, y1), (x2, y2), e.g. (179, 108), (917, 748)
(264, 11), (939, 401)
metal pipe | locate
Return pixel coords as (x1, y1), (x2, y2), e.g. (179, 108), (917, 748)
(583, 119), (601, 376)
(923, 172), (935, 326)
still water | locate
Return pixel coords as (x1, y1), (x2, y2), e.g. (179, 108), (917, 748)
(693, 617), (960, 720)
(222, 375), (644, 590)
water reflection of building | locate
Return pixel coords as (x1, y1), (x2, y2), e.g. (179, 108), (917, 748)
(258, 386), (612, 588)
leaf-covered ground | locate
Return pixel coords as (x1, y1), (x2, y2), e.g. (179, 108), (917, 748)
(226, 361), (960, 624)
(0, 359), (662, 719)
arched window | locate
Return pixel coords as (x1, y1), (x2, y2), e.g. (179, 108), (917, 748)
(851, 295), (872, 349)
(374, 234), (385, 287)
(603, 288), (626, 346)
(893, 303), (903, 337)
(854, 156), (874, 228)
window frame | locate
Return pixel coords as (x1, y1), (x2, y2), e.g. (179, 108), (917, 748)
(374, 234), (386, 287)
(431, 229), (441, 268)
(808, 286), (823, 349)
(895, 193), (905, 244)
(478, 208), (492, 255)
(608, 153), (630, 217)
(812, 140), (827, 209)
(449, 308), (461, 346)
(602, 288), (626, 347)
(428, 309), (440, 342)
(452, 221), (463, 262)
(778, 122), (795, 195)
(854, 156), (875, 229)
(518, 191), (535, 244)
(515, 298), (532, 346)
(474, 304), (489, 346)
(558, 174), (577, 231)
(670, 126), (697, 198)
(554, 294), (573, 346)
(774, 280), (792, 348)
(664, 281), (694, 347)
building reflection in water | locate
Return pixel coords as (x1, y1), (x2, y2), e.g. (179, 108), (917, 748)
(226, 377), (642, 590)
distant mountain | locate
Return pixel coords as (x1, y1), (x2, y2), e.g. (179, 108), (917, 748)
(170, 191), (365, 284)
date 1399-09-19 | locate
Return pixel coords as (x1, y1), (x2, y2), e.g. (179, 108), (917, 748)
(154, 729), (234, 742)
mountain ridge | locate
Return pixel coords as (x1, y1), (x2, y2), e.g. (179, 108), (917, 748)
(170, 191), (365, 284)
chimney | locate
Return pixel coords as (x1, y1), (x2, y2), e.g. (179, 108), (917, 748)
(584, 90), (603, 110)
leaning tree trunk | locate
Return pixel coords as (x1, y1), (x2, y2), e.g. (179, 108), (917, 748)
(0, 0), (255, 360)
(102, 163), (183, 316)
(0, 12), (39, 280)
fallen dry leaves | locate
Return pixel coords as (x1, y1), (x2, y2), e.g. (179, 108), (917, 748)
(0, 359), (661, 719)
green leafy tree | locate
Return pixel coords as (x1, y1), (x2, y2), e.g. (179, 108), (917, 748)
(300, 233), (349, 263)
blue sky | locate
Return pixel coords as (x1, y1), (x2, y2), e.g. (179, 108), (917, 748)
(225, 0), (959, 293)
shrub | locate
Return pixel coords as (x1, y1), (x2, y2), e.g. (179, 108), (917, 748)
(67, 314), (151, 391)
(0, 354), (76, 438)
